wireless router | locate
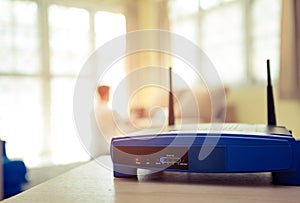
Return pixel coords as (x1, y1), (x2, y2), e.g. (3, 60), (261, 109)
(110, 60), (300, 185)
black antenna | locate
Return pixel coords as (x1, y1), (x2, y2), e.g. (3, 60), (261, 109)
(168, 67), (175, 126)
(267, 59), (277, 126)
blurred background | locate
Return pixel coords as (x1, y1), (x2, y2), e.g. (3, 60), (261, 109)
(0, 0), (299, 170)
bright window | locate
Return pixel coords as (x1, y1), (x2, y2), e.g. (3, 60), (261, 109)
(170, 0), (282, 86)
(95, 11), (126, 47)
(0, 0), (42, 166)
(250, 0), (281, 82)
(200, 1), (245, 85)
(0, 0), (126, 167)
(0, 0), (39, 74)
(49, 5), (90, 76)
(0, 77), (44, 165)
(48, 5), (92, 164)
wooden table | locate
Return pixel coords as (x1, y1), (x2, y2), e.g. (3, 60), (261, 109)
(2, 156), (300, 203)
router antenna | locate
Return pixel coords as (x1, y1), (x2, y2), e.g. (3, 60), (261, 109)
(168, 67), (175, 126)
(267, 59), (277, 126)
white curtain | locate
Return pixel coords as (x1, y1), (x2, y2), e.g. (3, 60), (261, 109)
(279, 0), (300, 99)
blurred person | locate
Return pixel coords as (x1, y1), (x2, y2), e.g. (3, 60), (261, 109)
(95, 85), (120, 140)
(89, 85), (133, 157)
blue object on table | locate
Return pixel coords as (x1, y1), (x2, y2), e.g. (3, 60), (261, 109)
(2, 140), (28, 198)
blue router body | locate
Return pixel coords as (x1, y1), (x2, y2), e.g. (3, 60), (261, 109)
(111, 124), (300, 185)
